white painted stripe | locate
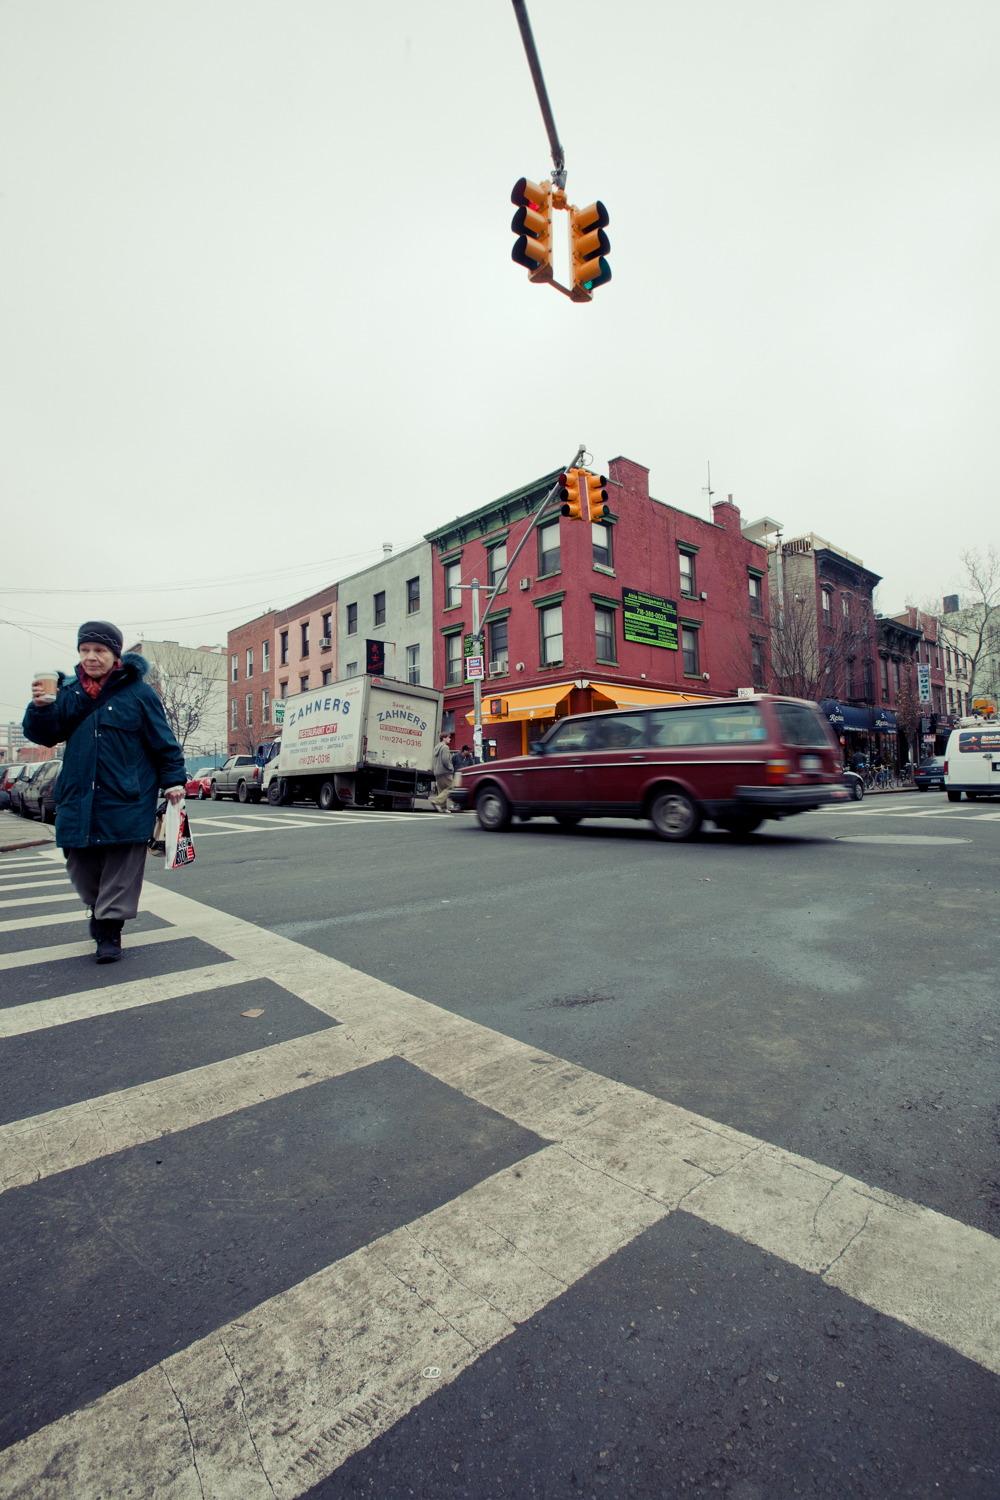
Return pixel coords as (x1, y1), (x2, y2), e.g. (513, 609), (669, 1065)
(0, 924), (187, 972)
(0, 959), (241, 1038)
(0, 876), (71, 892)
(0, 1025), (366, 1195)
(0, 857), (60, 869)
(0, 908), (90, 934)
(0, 891), (82, 910)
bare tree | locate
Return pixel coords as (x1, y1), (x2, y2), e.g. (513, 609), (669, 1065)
(952, 545), (1000, 703)
(893, 659), (922, 763)
(145, 645), (225, 757)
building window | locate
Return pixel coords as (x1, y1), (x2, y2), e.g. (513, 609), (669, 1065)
(322, 668), (332, 686)
(678, 549), (695, 597)
(595, 606), (616, 662)
(893, 660), (900, 694)
(245, 693), (253, 726)
(592, 523), (611, 569)
(842, 595), (850, 627)
(231, 653), (238, 683)
(374, 591), (386, 627)
(945, 647), (952, 674)
(322, 612), (332, 641)
(682, 626), (699, 676)
(948, 686), (954, 712)
(280, 630), (289, 665)
(346, 662), (357, 677)
(279, 679), (288, 699)
(445, 633), (463, 685)
(489, 618), (508, 666)
(246, 647), (253, 678)
(540, 604), (563, 665)
(406, 577), (420, 615)
(445, 561), (462, 608)
(231, 697), (238, 728)
(262, 689), (270, 724)
(863, 659), (874, 700)
(347, 603), (357, 636)
(538, 521), (560, 576)
(750, 638), (766, 689)
(406, 645), (420, 684)
(488, 543), (507, 588)
(748, 574), (763, 618)
(880, 657), (889, 698)
(821, 589), (831, 626)
(262, 640), (270, 672)
(846, 659), (855, 699)
(300, 675), (309, 693)
(301, 622), (310, 657)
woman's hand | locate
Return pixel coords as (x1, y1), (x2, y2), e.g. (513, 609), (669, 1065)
(165, 786), (186, 807)
(30, 680), (50, 706)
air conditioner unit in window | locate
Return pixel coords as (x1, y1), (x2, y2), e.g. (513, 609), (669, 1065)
(318, 637), (331, 649)
(519, 578), (531, 590)
(489, 661), (506, 676)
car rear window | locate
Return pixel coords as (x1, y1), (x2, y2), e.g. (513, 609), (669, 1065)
(648, 704), (766, 746)
(770, 702), (831, 748)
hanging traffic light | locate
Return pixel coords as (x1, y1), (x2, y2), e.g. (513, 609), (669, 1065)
(511, 178), (553, 279)
(584, 472), (610, 521)
(558, 469), (583, 519)
(570, 201), (611, 297)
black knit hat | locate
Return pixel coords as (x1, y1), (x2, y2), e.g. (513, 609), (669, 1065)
(77, 620), (124, 656)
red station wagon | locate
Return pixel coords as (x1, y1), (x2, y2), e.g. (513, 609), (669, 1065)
(449, 694), (849, 839)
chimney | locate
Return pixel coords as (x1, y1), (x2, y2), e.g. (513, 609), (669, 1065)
(942, 594), (959, 615)
(712, 493), (741, 528)
(382, 542), (393, 558)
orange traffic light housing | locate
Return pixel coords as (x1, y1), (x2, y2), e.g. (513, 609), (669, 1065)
(584, 472), (610, 521)
(511, 178), (553, 280)
(570, 201), (611, 298)
(558, 469), (584, 519)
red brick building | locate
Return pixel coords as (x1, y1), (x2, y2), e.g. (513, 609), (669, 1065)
(226, 610), (277, 755)
(426, 456), (772, 758)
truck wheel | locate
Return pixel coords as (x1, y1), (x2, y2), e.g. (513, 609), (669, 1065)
(318, 781), (339, 811)
(237, 781), (250, 804)
(946, 790), (961, 802)
(267, 782), (282, 806)
(649, 788), (702, 841)
(475, 785), (511, 831)
(210, 781), (220, 801)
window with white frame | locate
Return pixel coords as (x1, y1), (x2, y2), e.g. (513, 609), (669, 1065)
(231, 697), (238, 728)
(262, 640), (270, 672)
(301, 622), (310, 657)
(279, 679), (288, 699)
(322, 612), (332, 640)
(280, 630), (289, 664)
(489, 618), (508, 666)
(245, 693), (253, 726)
(406, 577), (420, 614)
(595, 606), (615, 662)
(231, 654), (238, 683)
(538, 522), (560, 576)
(445, 633), (463, 685)
(748, 574), (763, 617)
(406, 644), (420, 684)
(682, 626), (699, 676)
(299, 674), (309, 692)
(346, 604), (357, 636)
(488, 543), (507, 588)
(592, 522), (611, 569)
(374, 591), (386, 627)
(346, 662), (357, 677)
(821, 589), (832, 625)
(262, 689), (270, 723)
(246, 647), (253, 678)
(678, 549), (695, 597)
(540, 604), (563, 664)
(445, 561), (462, 608)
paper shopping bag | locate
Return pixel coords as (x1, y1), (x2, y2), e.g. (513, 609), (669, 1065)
(164, 798), (196, 869)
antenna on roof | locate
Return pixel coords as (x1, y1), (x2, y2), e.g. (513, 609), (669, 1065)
(702, 462), (715, 518)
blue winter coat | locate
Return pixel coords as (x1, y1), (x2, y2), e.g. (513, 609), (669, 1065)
(22, 653), (186, 849)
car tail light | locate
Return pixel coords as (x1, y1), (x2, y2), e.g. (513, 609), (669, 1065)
(943, 760), (948, 774)
(766, 758), (791, 784)
(253, 767), (259, 780)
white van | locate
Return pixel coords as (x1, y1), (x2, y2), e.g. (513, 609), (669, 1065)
(944, 718), (1000, 801)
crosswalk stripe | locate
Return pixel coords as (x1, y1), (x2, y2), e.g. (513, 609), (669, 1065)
(0, 959), (242, 1037)
(0, 908), (88, 934)
(0, 891), (82, 910)
(0, 1025), (365, 1196)
(0, 877), (71, 893)
(0, 925), (188, 972)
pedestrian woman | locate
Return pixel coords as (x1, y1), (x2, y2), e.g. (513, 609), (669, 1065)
(23, 622), (187, 963)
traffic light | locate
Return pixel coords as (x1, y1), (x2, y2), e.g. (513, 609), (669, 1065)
(510, 178), (553, 278)
(570, 201), (611, 295)
(584, 472), (610, 521)
(559, 469), (583, 519)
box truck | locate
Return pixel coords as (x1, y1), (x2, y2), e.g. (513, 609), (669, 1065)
(261, 675), (443, 811)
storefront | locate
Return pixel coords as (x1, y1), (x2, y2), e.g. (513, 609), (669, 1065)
(872, 705), (899, 766)
(821, 700), (901, 768)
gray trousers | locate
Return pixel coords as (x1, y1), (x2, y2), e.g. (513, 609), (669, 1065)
(65, 844), (148, 922)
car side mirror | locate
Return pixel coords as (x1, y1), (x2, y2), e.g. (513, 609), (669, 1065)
(528, 742), (543, 756)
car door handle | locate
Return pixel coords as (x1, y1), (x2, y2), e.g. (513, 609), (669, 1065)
(631, 754), (644, 761)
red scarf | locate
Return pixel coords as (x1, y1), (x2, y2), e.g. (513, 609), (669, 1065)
(76, 660), (121, 699)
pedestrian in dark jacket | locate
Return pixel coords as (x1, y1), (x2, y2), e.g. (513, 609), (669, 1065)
(23, 621), (186, 963)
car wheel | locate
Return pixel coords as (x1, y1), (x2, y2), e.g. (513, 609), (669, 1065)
(917, 784), (927, 791)
(851, 780), (864, 801)
(475, 784), (511, 831)
(237, 781), (250, 804)
(318, 781), (339, 812)
(198, 786), (207, 800)
(947, 789), (961, 802)
(649, 788), (702, 841)
(210, 781), (220, 801)
(718, 814), (763, 836)
(555, 814), (581, 828)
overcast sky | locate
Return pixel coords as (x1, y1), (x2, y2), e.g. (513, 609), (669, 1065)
(2, 0), (997, 722)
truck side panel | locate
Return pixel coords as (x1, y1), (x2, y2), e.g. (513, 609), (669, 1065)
(366, 686), (439, 773)
(279, 681), (366, 776)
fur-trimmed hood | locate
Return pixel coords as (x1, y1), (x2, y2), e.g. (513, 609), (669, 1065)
(57, 652), (149, 687)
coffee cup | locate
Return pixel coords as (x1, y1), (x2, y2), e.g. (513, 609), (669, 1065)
(35, 669), (59, 704)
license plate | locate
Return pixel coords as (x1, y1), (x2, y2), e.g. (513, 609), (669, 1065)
(800, 755), (822, 771)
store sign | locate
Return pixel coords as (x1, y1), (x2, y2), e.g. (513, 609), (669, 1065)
(917, 663), (932, 703)
(622, 588), (678, 649)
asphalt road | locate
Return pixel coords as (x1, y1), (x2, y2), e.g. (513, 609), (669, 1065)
(1, 792), (998, 1497)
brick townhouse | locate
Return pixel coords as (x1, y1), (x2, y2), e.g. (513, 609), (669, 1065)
(226, 610), (277, 755)
(274, 585), (338, 704)
(225, 587), (340, 756)
(426, 456), (771, 759)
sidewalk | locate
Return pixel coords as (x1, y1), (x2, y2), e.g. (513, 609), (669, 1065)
(0, 811), (56, 853)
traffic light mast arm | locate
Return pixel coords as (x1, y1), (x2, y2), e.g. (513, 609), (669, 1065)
(477, 445), (585, 639)
(510, 0), (566, 189)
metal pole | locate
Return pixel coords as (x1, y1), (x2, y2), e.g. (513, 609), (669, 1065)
(472, 579), (482, 762)
(510, 0), (566, 187)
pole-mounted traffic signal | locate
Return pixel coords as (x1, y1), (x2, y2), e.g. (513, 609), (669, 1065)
(570, 201), (611, 297)
(584, 472), (610, 521)
(558, 469), (583, 519)
(511, 178), (553, 279)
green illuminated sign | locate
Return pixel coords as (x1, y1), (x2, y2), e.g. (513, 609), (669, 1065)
(622, 588), (678, 649)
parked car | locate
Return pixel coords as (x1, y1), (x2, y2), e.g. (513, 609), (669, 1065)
(842, 769), (864, 801)
(914, 756), (947, 792)
(19, 759), (61, 822)
(9, 762), (49, 816)
(2, 764), (24, 794)
(450, 694), (849, 839)
(185, 770), (214, 800)
(210, 755), (261, 803)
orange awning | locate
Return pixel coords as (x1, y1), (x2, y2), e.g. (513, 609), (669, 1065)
(465, 682), (576, 725)
(589, 682), (708, 710)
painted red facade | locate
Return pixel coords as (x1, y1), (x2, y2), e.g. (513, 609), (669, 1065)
(226, 610), (277, 755)
(426, 457), (772, 758)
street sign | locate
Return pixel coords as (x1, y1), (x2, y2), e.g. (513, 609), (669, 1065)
(366, 639), (385, 675)
(917, 663), (931, 703)
(737, 687), (754, 698)
(622, 588), (678, 649)
(466, 656), (485, 681)
(272, 701), (285, 725)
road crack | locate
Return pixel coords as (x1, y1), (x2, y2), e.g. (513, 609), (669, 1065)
(160, 1365), (206, 1500)
(219, 1337), (277, 1497)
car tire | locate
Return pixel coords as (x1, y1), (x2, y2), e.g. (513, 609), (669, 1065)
(947, 789), (961, 802)
(475, 784), (512, 831)
(555, 814), (581, 828)
(718, 814), (763, 836)
(917, 784), (928, 792)
(318, 781), (339, 812)
(210, 782), (220, 801)
(851, 780), (864, 801)
(198, 787), (207, 800)
(968, 791), (979, 800)
(649, 788), (702, 841)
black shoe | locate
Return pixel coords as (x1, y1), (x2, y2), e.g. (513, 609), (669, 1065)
(95, 920), (124, 964)
(89, 908), (99, 941)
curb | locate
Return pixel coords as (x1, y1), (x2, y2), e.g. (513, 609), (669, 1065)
(0, 835), (56, 853)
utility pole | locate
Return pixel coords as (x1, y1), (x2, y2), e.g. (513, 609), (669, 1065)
(510, 0), (566, 189)
(471, 577), (481, 762)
